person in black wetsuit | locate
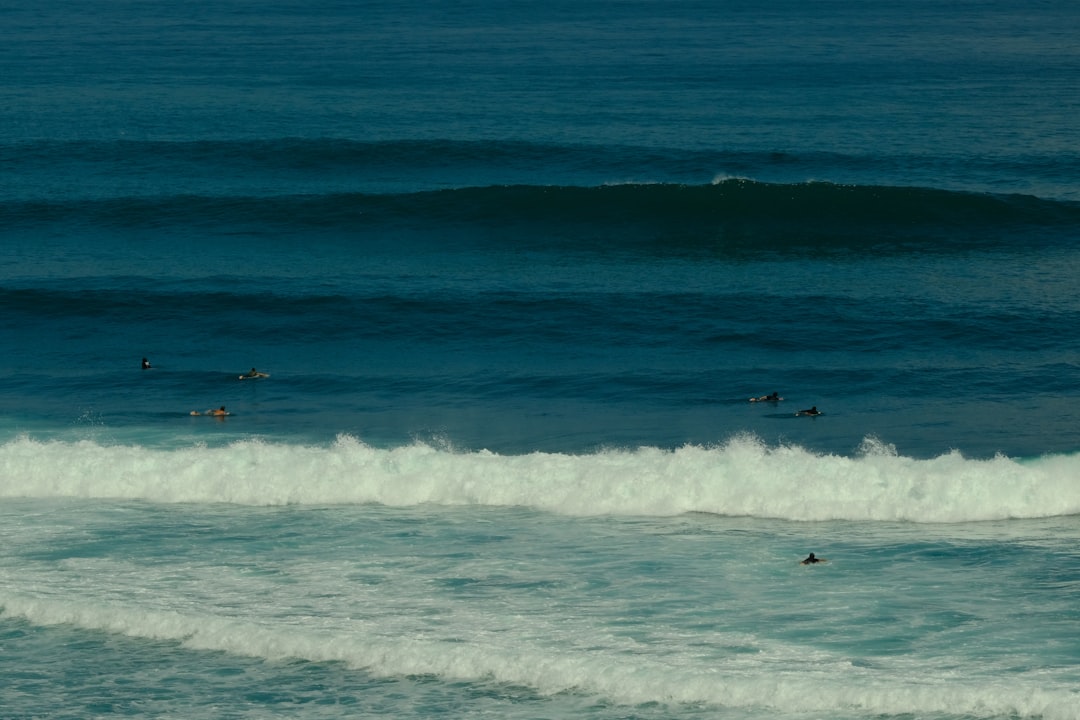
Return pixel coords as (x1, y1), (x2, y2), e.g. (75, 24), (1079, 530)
(750, 392), (782, 402)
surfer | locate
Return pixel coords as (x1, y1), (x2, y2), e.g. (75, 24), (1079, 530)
(191, 406), (229, 417)
(241, 368), (269, 379)
(800, 553), (826, 565)
(142, 357), (152, 369)
(796, 406), (821, 416)
(750, 392), (782, 402)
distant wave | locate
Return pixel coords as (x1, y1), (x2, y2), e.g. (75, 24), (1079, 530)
(4, 136), (1078, 183)
(4, 181), (1077, 254)
(0, 138), (923, 182)
(2, 434), (1078, 522)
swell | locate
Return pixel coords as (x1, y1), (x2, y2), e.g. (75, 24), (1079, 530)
(4, 137), (1079, 189)
(4, 181), (1078, 255)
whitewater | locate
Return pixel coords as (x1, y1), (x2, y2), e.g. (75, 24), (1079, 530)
(3, 471), (1080, 720)
(3, 434), (1080, 522)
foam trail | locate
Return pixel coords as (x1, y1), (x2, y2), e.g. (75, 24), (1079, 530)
(2, 434), (1079, 521)
(0, 592), (1075, 720)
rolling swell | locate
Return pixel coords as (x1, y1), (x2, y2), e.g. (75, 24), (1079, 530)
(5, 137), (1079, 194)
(4, 181), (1077, 254)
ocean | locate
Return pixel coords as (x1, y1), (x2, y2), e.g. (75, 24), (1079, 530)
(2, 1), (1080, 718)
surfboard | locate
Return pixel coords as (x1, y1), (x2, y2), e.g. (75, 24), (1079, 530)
(239, 372), (269, 380)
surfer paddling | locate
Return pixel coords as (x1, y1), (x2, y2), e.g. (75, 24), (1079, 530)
(750, 392), (782, 402)
(191, 406), (229, 417)
(240, 368), (269, 379)
(795, 406), (821, 416)
(800, 553), (826, 565)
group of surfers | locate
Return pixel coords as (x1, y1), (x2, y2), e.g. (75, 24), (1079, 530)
(749, 391), (821, 416)
(142, 358), (267, 416)
(148, 357), (829, 563)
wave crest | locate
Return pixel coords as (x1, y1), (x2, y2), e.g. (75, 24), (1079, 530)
(2, 434), (1077, 522)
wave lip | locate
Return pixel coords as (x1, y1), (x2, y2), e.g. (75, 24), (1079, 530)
(2, 434), (1078, 522)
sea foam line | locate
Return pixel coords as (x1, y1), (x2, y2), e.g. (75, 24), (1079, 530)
(0, 591), (1075, 720)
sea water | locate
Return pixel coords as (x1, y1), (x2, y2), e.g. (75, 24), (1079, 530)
(2, 1), (1080, 718)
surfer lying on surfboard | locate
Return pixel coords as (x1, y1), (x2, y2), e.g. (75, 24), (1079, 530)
(800, 553), (826, 565)
(795, 406), (821, 416)
(191, 406), (229, 416)
(750, 392), (782, 402)
(240, 368), (269, 379)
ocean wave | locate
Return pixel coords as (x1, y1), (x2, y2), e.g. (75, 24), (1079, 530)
(5, 181), (1077, 256)
(0, 138), (937, 187)
(4, 137), (1078, 190)
(2, 434), (1077, 522)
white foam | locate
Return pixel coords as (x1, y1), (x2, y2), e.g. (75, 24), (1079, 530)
(1, 433), (1078, 522)
(1, 591), (1075, 719)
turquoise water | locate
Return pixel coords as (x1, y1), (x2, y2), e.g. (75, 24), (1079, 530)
(2, 0), (1080, 717)
(3, 497), (1079, 719)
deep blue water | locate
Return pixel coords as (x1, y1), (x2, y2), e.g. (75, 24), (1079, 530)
(2, 1), (1080, 718)
(4, 169), (1080, 458)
